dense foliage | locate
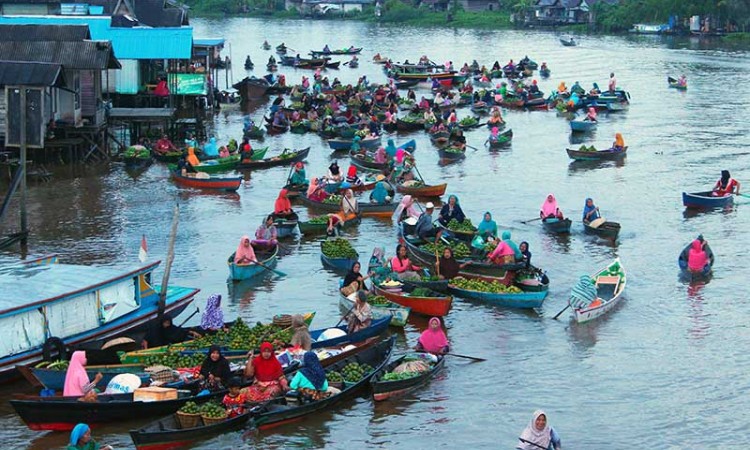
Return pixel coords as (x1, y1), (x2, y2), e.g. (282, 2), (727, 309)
(593, 0), (750, 32)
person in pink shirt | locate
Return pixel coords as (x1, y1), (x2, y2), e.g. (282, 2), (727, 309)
(390, 244), (421, 280)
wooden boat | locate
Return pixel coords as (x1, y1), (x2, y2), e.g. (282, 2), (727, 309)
(394, 79), (419, 89)
(339, 293), (410, 327)
(327, 136), (380, 152)
(448, 273), (548, 309)
(542, 217), (572, 234)
(123, 154), (153, 170)
(153, 151), (182, 163)
(396, 118), (425, 132)
(325, 61), (341, 69)
(570, 119), (597, 132)
(560, 37), (577, 46)
(320, 242), (359, 273)
(299, 194), (397, 217)
(540, 68), (551, 78)
(583, 219), (621, 239)
(371, 354), (445, 401)
(488, 129), (514, 149)
(682, 191), (733, 209)
(310, 47), (362, 56)
(298, 215), (361, 236)
(403, 278), (450, 294)
(678, 240), (714, 280)
(235, 147), (310, 170)
(396, 181), (447, 197)
(572, 259), (626, 323)
(168, 154), (245, 174)
(458, 116), (484, 130)
(262, 42), (271, 50)
(308, 316), (391, 349)
(668, 76), (687, 90)
(401, 234), (515, 278)
(437, 146), (466, 160)
(368, 248), (453, 317)
(21, 362), (150, 392)
(0, 256), (196, 383)
(392, 71), (455, 82)
(437, 222), (476, 242)
(171, 171), (242, 192)
(245, 336), (393, 432)
(566, 146), (627, 161)
(272, 211), (298, 238)
(227, 244), (279, 281)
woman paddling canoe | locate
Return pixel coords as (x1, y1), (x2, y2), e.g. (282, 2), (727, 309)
(415, 317), (450, 355)
(516, 410), (562, 450)
(712, 170), (740, 197)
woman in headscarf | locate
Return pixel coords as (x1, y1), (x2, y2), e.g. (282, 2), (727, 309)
(395, 195), (420, 222)
(203, 136), (218, 157)
(438, 194), (465, 226)
(585, 106), (598, 122)
(341, 261), (372, 296)
(328, 161), (343, 182)
(345, 166), (362, 186)
(391, 244), (421, 280)
(289, 162), (308, 186)
(517, 410), (562, 450)
(234, 236), (257, 265)
(519, 241), (532, 269)
(200, 294), (225, 331)
(199, 345), (231, 390)
(385, 139), (398, 159)
(290, 314), (312, 351)
(415, 317), (450, 355)
(374, 146), (387, 164)
(477, 212), (498, 239)
(273, 188), (294, 217)
(289, 351), (332, 400)
(687, 238), (709, 273)
(350, 135), (362, 153)
(488, 106), (504, 126)
(243, 341), (288, 401)
(64, 351), (102, 397)
(327, 189), (358, 233)
(255, 215), (278, 249)
(612, 133), (625, 151)
(436, 247), (469, 280)
(370, 181), (390, 204)
(346, 290), (372, 333)
(186, 147), (200, 167)
(67, 423), (112, 450)
(582, 198), (601, 223)
(712, 170), (741, 197)
(487, 231), (522, 265)
(540, 194), (564, 219)
(570, 275), (599, 310)
(486, 126), (501, 145)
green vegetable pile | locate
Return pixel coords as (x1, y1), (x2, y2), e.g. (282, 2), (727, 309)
(445, 147), (465, 154)
(322, 238), (358, 259)
(308, 215), (329, 224)
(400, 114), (424, 123)
(451, 277), (523, 293)
(200, 402), (227, 419)
(327, 371), (344, 382)
(459, 116), (478, 127)
(323, 194), (342, 205)
(35, 359), (69, 370)
(124, 146), (150, 159)
(578, 145), (598, 152)
(179, 401), (200, 414)
(382, 371), (421, 381)
(421, 275), (440, 282)
(341, 362), (375, 382)
(446, 218), (476, 233)
(409, 287), (433, 297)
(143, 352), (204, 369)
(423, 241), (471, 258)
(367, 294), (391, 307)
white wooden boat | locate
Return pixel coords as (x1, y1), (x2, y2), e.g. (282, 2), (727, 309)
(572, 258), (626, 323)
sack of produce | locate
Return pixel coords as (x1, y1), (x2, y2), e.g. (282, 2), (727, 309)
(393, 360), (429, 374)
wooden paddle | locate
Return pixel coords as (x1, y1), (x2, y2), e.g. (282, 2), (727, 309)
(177, 308), (200, 328)
(253, 259), (287, 277)
(466, 144), (479, 151)
(520, 217), (542, 224)
(518, 437), (548, 450)
(434, 249), (441, 277)
(736, 193), (750, 199)
(552, 303), (571, 320)
(417, 350), (485, 362)
(336, 304), (356, 328)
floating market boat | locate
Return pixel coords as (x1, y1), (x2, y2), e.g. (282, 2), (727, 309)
(339, 293), (410, 327)
(235, 147), (310, 170)
(560, 37), (577, 46)
(327, 136), (380, 151)
(448, 273), (548, 309)
(542, 217), (572, 234)
(437, 146), (466, 161)
(245, 336), (394, 431)
(571, 258), (626, 323)
(570, 119), (597, 132)
(0, 255), (197, 383)
(20, 362), (151, 392)
(272, 211), (299, 238)
(667, 76), (687, 90)
(487, 129), (514, 149)
(678, 240), (714, 280)
(298, 215), (361, 236)
(583, 219), (621, 239)
(310, 47), (362, 56)
(350, 139), (415, 172)
(566, 146), (627, 161)
(227, 244), (279, 281)
(371, 353), (445, 401)
(320, 240), (359, 273)
(299, 194), (397, 217)
(395, 181), (447, 197)
(171, 171), (242, 191)
(123, 146), (153, 170)
(682, 191), (733, 209)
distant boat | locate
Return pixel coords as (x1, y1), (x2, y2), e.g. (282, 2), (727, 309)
(630, 23), (668, 34)
(560, 37), (577, 47)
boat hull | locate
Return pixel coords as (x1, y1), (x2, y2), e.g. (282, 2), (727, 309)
(566, 147), (627, 161)
(678, 242), (714, 280)
(448, 284), (547, 309)
(682, 191), (733, 209)
(542, 218), (572, 234)
(583, 221), (621, 239)
(372, 285), (452, 317)
(396, 182), (447, 197)
(338, 294), (409, 327)
(171, 172), (242, 191)
(235, 147), (310, 170)
(570, 120), (596, 132)
(227, 245), (279, 281)
(371, 354), (445, 401)
(573, 258), (626, 323)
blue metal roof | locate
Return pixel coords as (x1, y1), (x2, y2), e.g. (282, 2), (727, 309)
(194, 38), (224, 47)
(0, 16), (192, 59)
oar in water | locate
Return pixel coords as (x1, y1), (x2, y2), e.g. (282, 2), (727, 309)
(518, 437), (548, 450)
(552, 303), (571, 320)
(177, 308), (200, 328)
(254, 259), (286, 277)
(667, 76), (677, 84)
(336, 304), (356, 327)
(736, 193), (750, 199)
(520, 217), (542, 224)
(417, 350), (486, 362)
(466, 144), (479, 151)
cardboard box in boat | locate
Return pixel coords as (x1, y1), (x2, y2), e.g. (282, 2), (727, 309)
(133, 386), (178, 402)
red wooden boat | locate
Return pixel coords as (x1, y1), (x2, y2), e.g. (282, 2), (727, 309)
(396, 182), (447, 197)
(171, 171), (242, 191)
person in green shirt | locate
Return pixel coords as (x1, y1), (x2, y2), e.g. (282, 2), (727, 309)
(289, 352), (338, 400)
(67, 423), (112, 450)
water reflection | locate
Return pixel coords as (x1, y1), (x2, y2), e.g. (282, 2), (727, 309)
(567, 158), (626, 174)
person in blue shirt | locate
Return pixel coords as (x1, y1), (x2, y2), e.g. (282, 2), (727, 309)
(289, 352), (336, 400)
(517, 410), (562, 450)
(582, 197), (601, 223)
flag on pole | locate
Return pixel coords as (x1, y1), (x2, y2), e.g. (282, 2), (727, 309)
(139, 234), (148, 262)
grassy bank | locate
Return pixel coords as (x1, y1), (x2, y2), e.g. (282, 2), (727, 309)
(723, 32), (750, 42)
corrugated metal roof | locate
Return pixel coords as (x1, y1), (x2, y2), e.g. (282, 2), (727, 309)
(0, 17), (192, 59)
(0, 61), (66, 86)
(0, 24), (91, 41)
(193, 38), (224, 47)
(0, 40), (120, 70)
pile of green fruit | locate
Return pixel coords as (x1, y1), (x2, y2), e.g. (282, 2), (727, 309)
(279, 149), (296, 159)
(35, 359), (69, 370)
(327, 371), (344, 383)
(179, 401), (200, 414)
(323, 194), (342, 205)
(200, 402), (227, 419)
(578, 145), (598, 152)
(409, 287), (433, 297)
(143, 351), (204, 369)
(423, 241), (471, 259)
(445, 147), (464, 154)
(355, 129), (369, 138)
(401, 114), (423, 123)
(124, 146), (150, 159)
(367, 295), (391, 307)
(446, 218), (476, 233)
(421, 275), (440, 282)
(451, 277), (523, 294)
(308, 215), (329, 224)
(382, 371), (420, 381)
(459, 116), (478, 127)
(322, 238), (358, 259)
(341, 362), (374, 382)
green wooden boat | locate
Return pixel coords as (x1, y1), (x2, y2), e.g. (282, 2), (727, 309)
(298, 215), (361, 236)
(167, 148), (268, 173)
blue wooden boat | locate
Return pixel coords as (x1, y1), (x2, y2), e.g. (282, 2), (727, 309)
(27, 364), (151, 391)
(272, 211), (298, 238)
(321, 241), (359, 274)
(349, 139), (415, 172)
(566, 146), (627, 161)
(682, 191), (733, 209)
(678, 240), (714, 280)
(227, 243), (279, 281)
(0, 255), (198, 383)
(448, 274), (548, 309)
(570, 119), (597, 132)
(542, 217), (572, 234)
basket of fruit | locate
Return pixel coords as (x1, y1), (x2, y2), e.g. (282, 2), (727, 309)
(200, 402), (228, 426)
(327, 370), (344, 389)
(176, 401), (203, 428)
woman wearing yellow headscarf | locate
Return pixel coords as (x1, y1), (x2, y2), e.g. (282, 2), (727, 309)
(613, 133), (625, 151)
(187, 147), (200, 167)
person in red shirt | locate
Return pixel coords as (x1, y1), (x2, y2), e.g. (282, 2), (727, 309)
(712, 170), (741, 197)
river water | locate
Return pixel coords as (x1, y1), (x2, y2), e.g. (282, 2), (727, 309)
(1, 19), (750, 449)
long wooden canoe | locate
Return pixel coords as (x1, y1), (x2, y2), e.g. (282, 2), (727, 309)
(682, 191), (733, 209)
(235, 147), (310, 170)
(171, 171), (242, 191)
(583, 220), (621, 239)
(541, 217), (572, 234)
(299, 195), (397, 217)
(678, 240), (714, 280)
(227, 244), (279, 281)
(396, 182), (447, 197)
(371, 354), (445, 401)
(566, 146), (627, 161)
(572, 258), (626, 323)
